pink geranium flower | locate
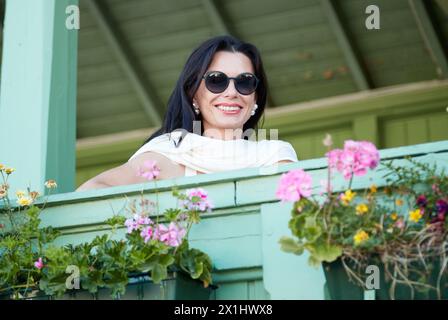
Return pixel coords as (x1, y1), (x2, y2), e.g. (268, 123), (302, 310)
(140, 226), (154, 243)
(34, 257), (44, 270)
(153, 222), (186, 247)
(181, 188), (213, 212)
(137, 160), (160, 181)
(124, 214), (152, 233)
(326, 140), (379, 180)
(276, 169), (313, 202)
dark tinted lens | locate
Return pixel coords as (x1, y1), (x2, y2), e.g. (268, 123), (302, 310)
(235, 73), (258, 95)
(205, 72), (228, 93)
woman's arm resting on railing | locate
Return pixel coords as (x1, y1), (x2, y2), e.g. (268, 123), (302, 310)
(75, 152), (184, 191)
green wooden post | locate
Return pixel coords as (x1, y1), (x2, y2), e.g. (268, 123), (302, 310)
(0, 0), (78, 194)
(353, 115), (378, 146)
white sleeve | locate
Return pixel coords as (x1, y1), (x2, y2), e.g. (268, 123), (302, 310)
(277, 141), (299, 162)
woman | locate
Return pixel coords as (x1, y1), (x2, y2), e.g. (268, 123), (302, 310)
(76, 35), (298, 191)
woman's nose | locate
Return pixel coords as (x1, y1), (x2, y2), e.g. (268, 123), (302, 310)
(223, 79), (239, 97)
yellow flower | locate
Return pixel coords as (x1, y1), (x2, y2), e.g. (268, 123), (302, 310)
(340, 190), (356, 206)
(5, 167), (15, 175)
(353, 230), (369, 245)
(16, 190), (26, 198)
(17, 196), (33, 207)
(369, 184), (377, 194)
(44, 180), (57, 189)
(409, 208), (423, 223)
(390, 213), (398, 221)
(396, 199), (403, 206)
(356, 203), (369, 216)
(0, 164), (4, 171)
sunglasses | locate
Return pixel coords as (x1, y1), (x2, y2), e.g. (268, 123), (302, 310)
(202, 71), (259, 95)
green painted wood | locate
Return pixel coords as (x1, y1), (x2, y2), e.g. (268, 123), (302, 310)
(85, 0), (164, 126)
(201, 0), (232, 35)
(78, 78), (134, 101)
(77, 111), (150, 137)
(107, 0), (201, 22)
(336, 0), (438, 87)
(72, 0), (445, 140)
(77, 95), (141, 120)
(77, 62), (124, 85)
(115, 6), (208, 41)
(261, 202), (326, 299)
(222, 0), (316, 21)
(353, 115), (378, 145)
(264, 82), (448, 131)
(381, 112), (448, 148)
(0, 0), (78, 194)
(270, 80), (357, 105)
(409, 0), (448, 78)
(320, 0), (370, 90)
(232, 4), (326, 37)
(3, 141), (448, 299)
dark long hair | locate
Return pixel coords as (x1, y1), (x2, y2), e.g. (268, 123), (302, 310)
(141, 35), (268, 146)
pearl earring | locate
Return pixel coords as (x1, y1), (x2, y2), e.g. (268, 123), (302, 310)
(251, 103), (258, 116)
(193, 102), (200, 115)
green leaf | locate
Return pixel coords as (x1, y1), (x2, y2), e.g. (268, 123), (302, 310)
(163, 208), (182, 222)
(288, 214), (306, 239)
(303, 217), (322, 242)
(151, 263), (167, 284)
(307, 242), (342, 263)
(308, 255), (321, 268)
(278, 236), (304, 255)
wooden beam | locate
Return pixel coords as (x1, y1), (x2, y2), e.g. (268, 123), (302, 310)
(201, 0), (231, 35)
(434, 0), (448, 16)
(0, 0), (78, 194)
(409, 0), (448, 78)
(86, 0), (163, 126)
(320, 0), (371, 91)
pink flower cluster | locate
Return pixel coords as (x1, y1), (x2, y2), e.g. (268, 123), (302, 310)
(124, 214), (152, 233)
(137, 160), (160, 181)
(126, 214), (186, 247)
(181, 188), (213, 212)
(140, 222), (186, 247)
(276, 169), (313, 202)
(326, 140), (380, 180)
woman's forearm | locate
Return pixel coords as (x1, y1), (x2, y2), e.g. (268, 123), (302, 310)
(76, 179), (112, 191)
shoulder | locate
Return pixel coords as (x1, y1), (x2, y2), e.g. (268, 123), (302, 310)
(261, 139), (299, 162)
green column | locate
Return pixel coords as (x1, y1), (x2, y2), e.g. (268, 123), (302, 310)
(0, 0), (78, 195)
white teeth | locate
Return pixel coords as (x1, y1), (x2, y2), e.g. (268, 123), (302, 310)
(216, 105), (241, 111)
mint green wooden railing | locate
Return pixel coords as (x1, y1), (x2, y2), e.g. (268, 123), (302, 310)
(2, 140), (447, 299)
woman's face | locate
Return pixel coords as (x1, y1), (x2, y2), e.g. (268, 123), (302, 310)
(193, 51), (257, 137)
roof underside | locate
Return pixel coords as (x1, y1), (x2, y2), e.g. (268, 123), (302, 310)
(1, 0), (448, 139)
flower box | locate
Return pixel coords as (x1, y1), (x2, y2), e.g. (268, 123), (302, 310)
(0, 271), (213, 300)
(276, 137), (448, 300)
(323, 257), (448, 300)
(1, 165), (215, 301)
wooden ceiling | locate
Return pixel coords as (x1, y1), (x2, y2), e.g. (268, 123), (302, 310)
(1, 0), (448, 139)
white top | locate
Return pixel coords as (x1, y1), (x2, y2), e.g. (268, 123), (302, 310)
(128, 131), (298, 176)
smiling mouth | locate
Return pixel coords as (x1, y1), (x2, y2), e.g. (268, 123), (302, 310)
(214, 104), (243, 115)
